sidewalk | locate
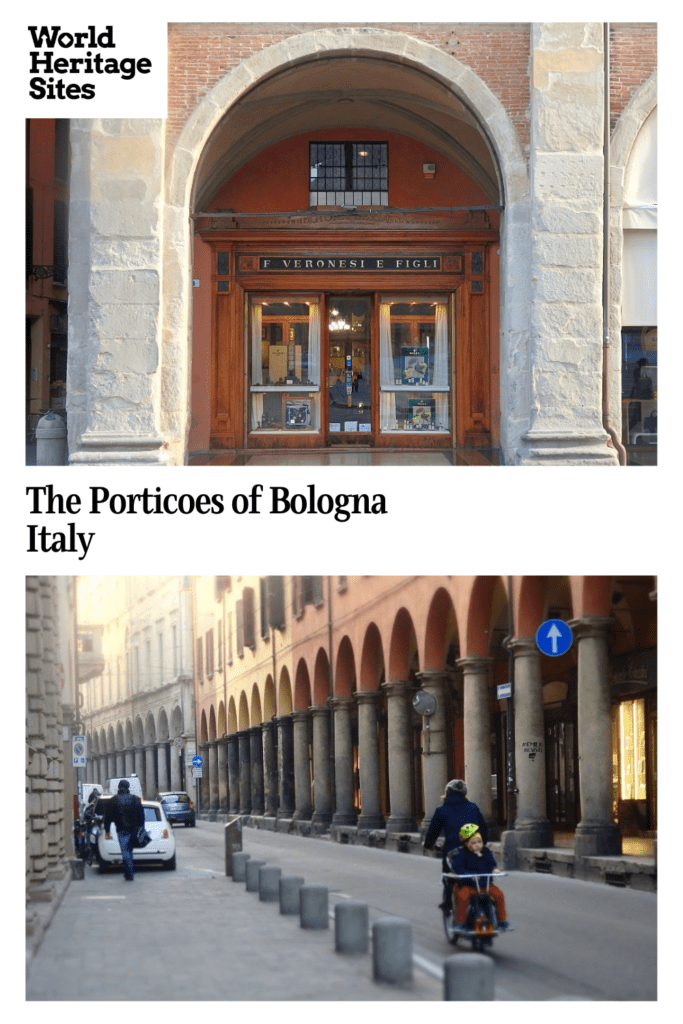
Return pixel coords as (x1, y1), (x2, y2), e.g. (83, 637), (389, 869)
(26, 859), (442, 1001)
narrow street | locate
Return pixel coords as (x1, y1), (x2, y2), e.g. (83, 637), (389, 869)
(31, 818), (652, 1002)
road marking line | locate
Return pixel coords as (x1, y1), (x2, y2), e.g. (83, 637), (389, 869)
(82, 895), (126, 900)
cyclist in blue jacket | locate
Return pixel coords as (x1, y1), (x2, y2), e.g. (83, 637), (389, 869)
(423, 779), (488, 910)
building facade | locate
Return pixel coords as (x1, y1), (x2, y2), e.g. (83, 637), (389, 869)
(77, 576), (197, 799)
(193, 576), (656, 881)
(60, 22), (656, 467)
(26, 577), (78, 946)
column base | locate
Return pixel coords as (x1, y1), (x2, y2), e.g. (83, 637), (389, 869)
(69, 432), (170, 465)
(574, 824), (621, 860)
(332, 811), (358, 827)
(518, 429), (619, 466)
(311, 811), (333, 829)
(385, 815), (418, 834)
(357, 813), (385, 830)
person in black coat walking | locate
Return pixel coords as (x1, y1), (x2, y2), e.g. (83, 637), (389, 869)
(103, 779), (145, 881)
(423, 779), (488, 909)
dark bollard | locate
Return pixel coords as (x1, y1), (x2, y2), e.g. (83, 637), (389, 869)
(372, 917), (413, 985)
(231, 851), (250, 882)
(443, 953), (494, 1000)
(280, 875), (304, 915)
(245, 859), (266, 892)
(300, 884), (329, 929)
(259, 865), (281, 902)
(335, 900), (369, 953)
(224, 817), (243, 876)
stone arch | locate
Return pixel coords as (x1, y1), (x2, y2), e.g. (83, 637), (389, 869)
(199, 710), (209, 744)
(238, 692), (250, 731)
(157, 707), (170, 742)
(170, 705), (183, 739)
(144, 712), (157, 745)
(335, 635), (357, 697)
(423, 586), (458, 670)
(294, 658), (312, 711)
(313, 648), (331, 705)
(227, 696), (238, 734)
(464, 576), (506, 655)
(208, 704), (217, 740)
(387, 608), (418, 680)
(358, 626), (382, 693)
(263, 675), (276, 720)
(166, 27), (528, 458)
(217, 701), (227, 735)
(251, 684), (263, 725)
(278, 666), (293, 715)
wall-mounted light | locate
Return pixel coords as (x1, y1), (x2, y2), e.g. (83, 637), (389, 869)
(423, 163), (436, 179)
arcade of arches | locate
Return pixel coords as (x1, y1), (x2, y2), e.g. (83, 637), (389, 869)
(195, 576), (656, 871)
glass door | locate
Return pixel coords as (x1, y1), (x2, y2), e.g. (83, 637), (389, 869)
(327, 296), (372, 439)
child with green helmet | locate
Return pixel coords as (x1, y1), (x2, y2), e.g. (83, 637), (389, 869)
(449, 823), (511, 931)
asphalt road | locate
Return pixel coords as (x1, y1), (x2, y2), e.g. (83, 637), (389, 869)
(181, 820), (657, 1001)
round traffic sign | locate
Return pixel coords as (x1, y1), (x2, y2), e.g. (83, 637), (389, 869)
(536, 619), (573, 657)
(191, 755), (203, 768)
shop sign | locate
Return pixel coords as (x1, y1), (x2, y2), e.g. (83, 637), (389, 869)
(256, 255), (442, 271)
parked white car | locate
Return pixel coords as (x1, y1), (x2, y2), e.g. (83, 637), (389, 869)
(97, 800), (176, 872)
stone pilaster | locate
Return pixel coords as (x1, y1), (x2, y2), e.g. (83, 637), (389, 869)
(199, 742), (210, 815)
(310, 706), (333, 829)
(144, 745), (157, 799)
(156, 742), (169, 794)
(456, 657), (494, 825)
(124, 748), (135, 778)
(67, 119), (168, 465)
(356, 692), (384, 829)
(207, 741), (219, 819)
(416, 671), (451, 828)
(116, 750), (125, 777)
(331, 698), (357, 826)
(382, 681), (417, 833)
(275, 716), (295, 819)
(134, 747), (145, 792)
(520, 23), (617, 465)
(569, 617), (621, 868)
(169, 742), (182, 791)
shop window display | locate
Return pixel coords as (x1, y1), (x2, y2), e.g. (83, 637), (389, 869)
(249, 297), (321, 432)
(379, 297), (451, 433)
(621, 326), (657, 464)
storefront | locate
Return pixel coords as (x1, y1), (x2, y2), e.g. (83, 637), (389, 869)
(197, 228), (498, 452)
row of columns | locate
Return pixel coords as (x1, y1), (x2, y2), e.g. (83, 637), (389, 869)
(88, 740), (184, 798)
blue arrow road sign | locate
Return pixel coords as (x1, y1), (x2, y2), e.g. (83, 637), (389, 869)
(192, 755), (203, 768)
(536, 619), (573, 657)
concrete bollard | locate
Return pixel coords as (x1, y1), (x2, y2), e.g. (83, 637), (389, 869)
(259, 865), (281, 902)
(36, 411), (67, 466)
(70, 859), (85, 881)
(372, 917), (413, 985)
(224, 817), (243, 876)
(300, 884), (329, 929)
(279, 875), (304, 915)
(443, 953), (494, 1001)
(245, 859), (266, 892)
(231, 852), (250, 882)
(335, 900), (369, 953)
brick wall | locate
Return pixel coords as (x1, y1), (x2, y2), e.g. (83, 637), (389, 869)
(610, 23), (657, 128)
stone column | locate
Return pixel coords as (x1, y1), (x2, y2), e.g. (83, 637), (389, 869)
(156, 742), (169, 794)
(217, 739), (228, 816)
(310, 706), (333, 830)
(207, 741), (219, 819)
(249, 727), (265, 816)
(134, 747), (145, 793)
(199, 743), (210, 815)
(275, 716), (295, 819)
(226, 734), (240, 815)
(262, 722), (277, 817)
(520, 23), (617, 465)
(237, 731), (251, 815)
(416, 671), (451, 828)
(291, 711), (312, 821)
(356, 692), (384, 829)
(169, 742), (182, 791)
(570, 617), (621, 866)
(67, 119), (168, 466)
(331, 698), (357, 826)
(382, 681), (417, 833)
(116, 750), (125, 776)
(144, 745), (157, 799)
(107, 752), (116, 781)
(456, 657), (494, 826)
(123, 748), (135, 777)
(508, 638), (552, 847)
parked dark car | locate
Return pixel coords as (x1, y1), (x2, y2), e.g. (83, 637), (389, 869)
(158, 792), (196, 827)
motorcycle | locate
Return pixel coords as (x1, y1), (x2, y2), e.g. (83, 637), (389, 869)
(73, 815), (100, 867)
(441, 864), (512, 952)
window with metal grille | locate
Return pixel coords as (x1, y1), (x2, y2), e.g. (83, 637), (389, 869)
(309, 142), (388, 207)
